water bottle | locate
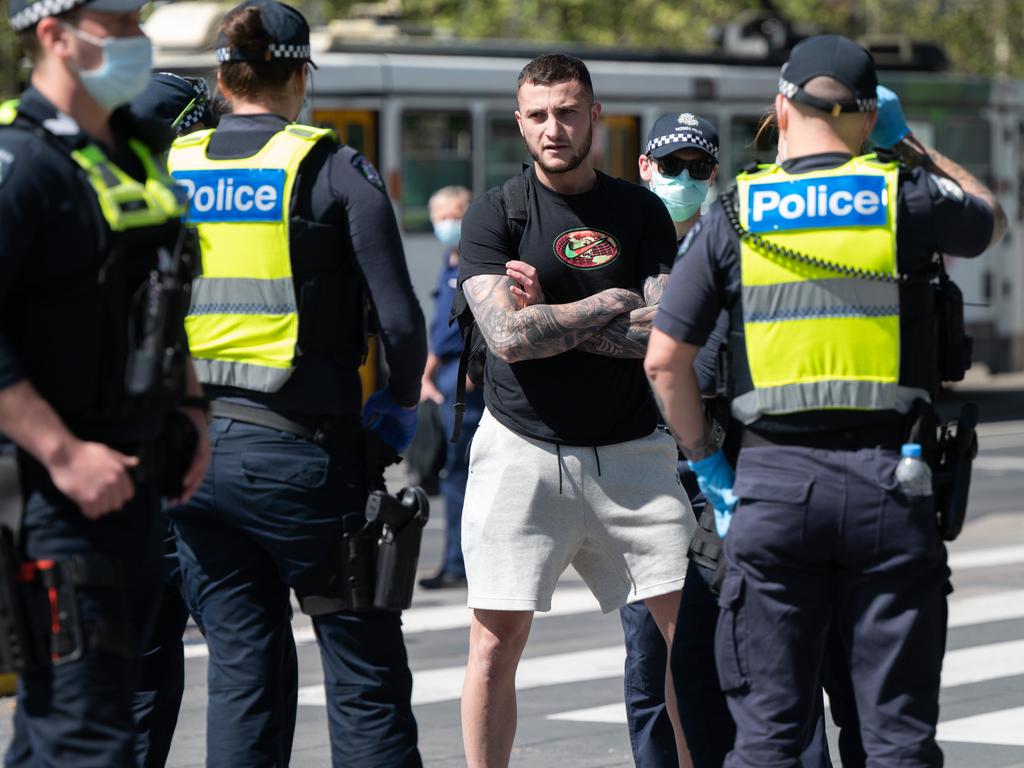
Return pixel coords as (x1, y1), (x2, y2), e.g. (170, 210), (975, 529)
(895, 443), (933, 497)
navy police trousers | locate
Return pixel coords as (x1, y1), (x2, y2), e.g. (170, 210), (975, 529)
(5, 480), (163, 768)
(169, 418), (421, 768)
(718, 445), (948, 768)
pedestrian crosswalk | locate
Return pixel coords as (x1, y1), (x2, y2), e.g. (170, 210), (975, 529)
(278, 538), (1024, 757)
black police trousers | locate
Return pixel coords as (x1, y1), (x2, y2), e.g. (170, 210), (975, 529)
(718, 445), (948, 768)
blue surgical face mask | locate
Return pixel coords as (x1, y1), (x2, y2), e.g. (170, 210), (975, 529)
(433, 219), (462, 249)
(65, 25), (153, 112)
(650, 167), (711, 222)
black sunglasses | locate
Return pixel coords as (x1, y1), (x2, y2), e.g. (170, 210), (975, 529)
(651, 154), (717, 181)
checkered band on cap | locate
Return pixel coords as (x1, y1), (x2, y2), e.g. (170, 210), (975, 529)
(645, 132), (719, 160)
(778, 77), (877, 112)
(216, 43), (311, 63)
(9, 0), (84, 32)
(778, 77), (800, 99)
(269, 43), (310, 59)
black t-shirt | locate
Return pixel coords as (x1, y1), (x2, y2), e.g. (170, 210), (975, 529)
(199, 114), (426, 420)
(655, 152), (995, 433)
(0, 88), (177, 441)
(459, 167), (677, 445)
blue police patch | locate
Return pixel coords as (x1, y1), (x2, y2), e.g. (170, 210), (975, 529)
(172, 168), (286, 223)
(352, 154), (385, 193)
(0, 149), (12, 190)
(746, 174), (888, 233)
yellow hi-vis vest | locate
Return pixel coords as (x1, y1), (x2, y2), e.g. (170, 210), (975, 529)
(0, 99), (185, 232)
(168, 124), (334, 392)
(732, 154), (930, 424)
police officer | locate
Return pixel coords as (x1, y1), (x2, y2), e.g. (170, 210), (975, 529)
(418, 185), (481, 590)
(166, 1), (426, 766)
(0, 1), (210, 764)
(126, 72), (300, 768)
(646, 35), (1005, 767)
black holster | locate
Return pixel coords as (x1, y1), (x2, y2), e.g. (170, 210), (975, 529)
(908, 400), (978, 542)
(365, 487), (429, 611)
(0, 527), (35, 674)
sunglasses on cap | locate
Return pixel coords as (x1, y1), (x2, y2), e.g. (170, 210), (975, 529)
(651, 154), (717, 181)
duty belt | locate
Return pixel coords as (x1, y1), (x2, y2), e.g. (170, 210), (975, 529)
(741, 422), (907, 451)
(209, 401), (360, 452)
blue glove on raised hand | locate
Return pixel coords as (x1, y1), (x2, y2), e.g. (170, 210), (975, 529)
(361, 389), (418, 453)
(869, 85), (910, 149)
(687, 449), (738, 538)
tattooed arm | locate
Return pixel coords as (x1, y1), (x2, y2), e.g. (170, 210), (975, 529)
(576, 273), (669, 358)
(644, 328), (718, 461)
(463, 273), (643, 364)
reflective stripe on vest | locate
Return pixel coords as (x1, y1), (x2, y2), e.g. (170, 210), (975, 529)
(168, 124), (333, 392)
(0, 99), (185, 232)
(732, 155), (929, 424)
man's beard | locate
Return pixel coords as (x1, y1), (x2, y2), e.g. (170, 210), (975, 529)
(528, 123), (593, 175)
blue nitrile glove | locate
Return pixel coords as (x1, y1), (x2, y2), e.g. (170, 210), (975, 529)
(361, 389), (418, 453)
(868, 85), (910, 149)
(687, 449), (738, 538)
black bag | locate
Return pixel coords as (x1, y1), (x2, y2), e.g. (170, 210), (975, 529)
(448, 171), (528, 442)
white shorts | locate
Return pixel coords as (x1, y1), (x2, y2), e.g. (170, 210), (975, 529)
(462, 409), (694, 613)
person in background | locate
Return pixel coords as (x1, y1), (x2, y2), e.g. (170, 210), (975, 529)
(418, 185), (482, 590)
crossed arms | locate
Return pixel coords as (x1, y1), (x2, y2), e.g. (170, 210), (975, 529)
(461, 266), (669, 363)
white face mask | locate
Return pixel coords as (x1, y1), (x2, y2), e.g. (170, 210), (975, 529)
(63, 24), (152, 112)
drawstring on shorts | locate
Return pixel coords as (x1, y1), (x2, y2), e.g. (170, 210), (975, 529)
(554, 444), (602, 496)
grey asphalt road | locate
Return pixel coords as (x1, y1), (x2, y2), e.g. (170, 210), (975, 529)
(1, 404), (1022, 767)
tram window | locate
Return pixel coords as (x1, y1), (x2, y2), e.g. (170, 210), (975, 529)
(313, 110), (378, 166)
(485, 114), (530, 191)
(730, 115), (777, 176)
(401, 110), (472, 231)
(594, 115), (640, 183)
(939, 118), (991, 184)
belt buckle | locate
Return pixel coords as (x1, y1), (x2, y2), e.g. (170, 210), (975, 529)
(312, 424), (331, 447)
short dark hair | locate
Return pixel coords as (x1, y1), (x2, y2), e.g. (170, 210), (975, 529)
(218, 3), (304, 100)
(516, 53), (594, 102)
(18, 7), (80, 63)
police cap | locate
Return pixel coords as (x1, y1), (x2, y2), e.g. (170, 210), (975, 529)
(9, 0), (146, 32)
(644, 112), (719, 162)
(779, 34), (878, 116)
(129, 73), (213, 136)
(215, 0), (316, 68)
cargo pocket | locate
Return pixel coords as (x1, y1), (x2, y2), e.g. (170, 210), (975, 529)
(715, 570), (749, 693)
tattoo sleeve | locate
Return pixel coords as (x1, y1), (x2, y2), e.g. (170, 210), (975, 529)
(577, 274), (669, 359)
(462, 274), (641, 363)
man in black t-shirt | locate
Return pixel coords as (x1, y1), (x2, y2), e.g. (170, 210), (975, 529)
(458, 54), (695, 766)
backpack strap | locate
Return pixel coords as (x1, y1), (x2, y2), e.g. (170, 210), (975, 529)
(448, 170), (530, 443)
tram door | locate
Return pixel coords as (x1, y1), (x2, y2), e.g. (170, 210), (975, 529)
(594, 114), (640, 183)
(312, 108), (382, 402)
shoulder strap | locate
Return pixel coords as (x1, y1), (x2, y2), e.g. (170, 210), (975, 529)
(501, 169), (529, 249)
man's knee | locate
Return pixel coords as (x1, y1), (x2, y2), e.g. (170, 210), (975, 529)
(468, 610), (532, 679)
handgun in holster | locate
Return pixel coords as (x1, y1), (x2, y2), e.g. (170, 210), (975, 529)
(364, 487), (430, 611)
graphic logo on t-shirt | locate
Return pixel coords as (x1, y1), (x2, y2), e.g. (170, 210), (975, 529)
(552, 228), (620, 269)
